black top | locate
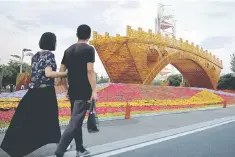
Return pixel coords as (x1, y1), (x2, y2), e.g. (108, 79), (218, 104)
(61, 43), (95, 100)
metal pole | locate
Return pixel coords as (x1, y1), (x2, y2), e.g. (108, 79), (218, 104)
(20, 49), (25, 73)
(173, 20), (176, 36)
(0, 58), (5, 93)
(155, 18), (158, 34)
(157, 3), (163, 34)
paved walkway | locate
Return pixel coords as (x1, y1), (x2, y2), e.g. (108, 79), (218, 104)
(0, 106), (235, 157)
(105, 120), (235, 157)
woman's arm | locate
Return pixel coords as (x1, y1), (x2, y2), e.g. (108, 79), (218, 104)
(45, 66), (67, 78)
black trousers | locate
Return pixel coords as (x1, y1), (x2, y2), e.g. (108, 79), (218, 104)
(70, 99), (87, 151)
(55, 100), (88, 155)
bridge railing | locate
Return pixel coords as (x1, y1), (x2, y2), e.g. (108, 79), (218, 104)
(126, 26), (222, 69)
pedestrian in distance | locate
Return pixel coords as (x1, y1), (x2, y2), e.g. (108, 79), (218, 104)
(10, 84), (13, 92)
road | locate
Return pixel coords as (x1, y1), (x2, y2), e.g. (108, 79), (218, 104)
(108, 121), (235, 157)
(0, 106), (235, 157)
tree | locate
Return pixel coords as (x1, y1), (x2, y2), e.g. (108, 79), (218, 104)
(231, 53), (235, 73)
(217, 73), (235, 90)
(1, 61), (30, 86)
(152, 79), (168, 86)
(97, 74), (109, 84)
(0, 65), (5, 92)
(167, 74), (182, 86)
(152, 79), (158, 86)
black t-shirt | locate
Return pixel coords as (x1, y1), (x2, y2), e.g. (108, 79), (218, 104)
(61, 43), (95, 100)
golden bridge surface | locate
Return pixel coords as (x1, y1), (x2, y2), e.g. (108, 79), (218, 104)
(90, 26), (223, 89)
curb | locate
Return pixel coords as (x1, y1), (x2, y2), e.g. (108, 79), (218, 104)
(58, 104), (235, 129)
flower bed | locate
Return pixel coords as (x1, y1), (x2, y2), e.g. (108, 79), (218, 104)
(98, 84), (199, 102)
(0, 84), (234, 130)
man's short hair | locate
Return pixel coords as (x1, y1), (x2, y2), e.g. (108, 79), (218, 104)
(39, 32), (57, 51)
(76, 24), (91, 40)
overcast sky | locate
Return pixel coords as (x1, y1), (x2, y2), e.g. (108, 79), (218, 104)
(0, 0), (234, 76)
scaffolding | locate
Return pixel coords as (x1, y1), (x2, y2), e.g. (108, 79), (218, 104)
(155, 3), (177, 76)
(155, 3), (176, 37)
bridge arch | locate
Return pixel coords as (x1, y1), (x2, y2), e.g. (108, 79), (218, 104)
(143, 51), (215, 89)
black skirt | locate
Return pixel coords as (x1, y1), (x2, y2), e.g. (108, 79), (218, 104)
(1, 86), (61, 157)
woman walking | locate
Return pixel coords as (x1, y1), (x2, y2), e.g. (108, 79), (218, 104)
(1, 32), (67, 157)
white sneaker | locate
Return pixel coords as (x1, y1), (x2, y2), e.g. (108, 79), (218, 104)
(76, 150), (91, 157)
(66, 144), (72, 151)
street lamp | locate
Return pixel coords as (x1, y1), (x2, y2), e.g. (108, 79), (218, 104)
(24, 52), (34, 57)
(0, 58), (5, 93)
(20, 48), (32, 73)
(11, 48), (32, 73)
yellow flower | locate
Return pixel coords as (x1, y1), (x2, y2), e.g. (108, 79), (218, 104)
(0, 90), (225, 109)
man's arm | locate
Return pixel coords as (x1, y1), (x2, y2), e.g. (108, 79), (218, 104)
(87, 63), (96, 94)
(59, 64), (68, 91)
(86, 46), (97, 101)
(45, 66), (67, 78)
(59, 50), (69, 91)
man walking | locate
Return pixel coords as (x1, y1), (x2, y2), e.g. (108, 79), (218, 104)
(54, 24), (97, 157)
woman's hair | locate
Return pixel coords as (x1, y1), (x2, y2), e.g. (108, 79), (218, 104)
(39, 32), (57, 51)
